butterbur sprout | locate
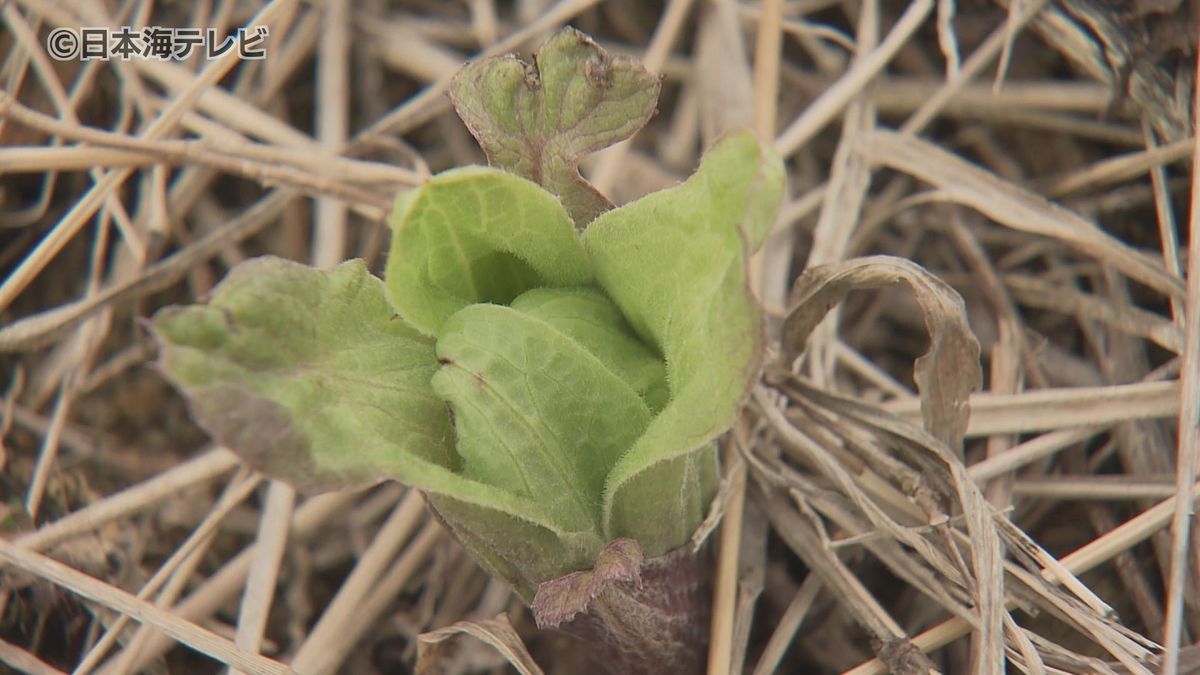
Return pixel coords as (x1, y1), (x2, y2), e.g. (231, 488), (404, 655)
(153, 27), (784, 674)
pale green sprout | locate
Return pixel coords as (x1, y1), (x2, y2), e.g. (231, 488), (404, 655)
(153, 29), (785, 610)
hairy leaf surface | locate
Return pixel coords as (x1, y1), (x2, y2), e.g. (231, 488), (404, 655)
(152, 257), (588, 552)
(386, 167), (592, 336)
(511, 287), (668, 412)
(433, 303), (653, 532)
(583, 131), (785, 549)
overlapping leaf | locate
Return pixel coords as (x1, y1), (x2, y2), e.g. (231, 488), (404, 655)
(386, 167), (592, 336)
(152, 258), (598, 592)
(583, 130), (785, 550)
(511, 287), (668, 412)
(432, 302), (652, 531)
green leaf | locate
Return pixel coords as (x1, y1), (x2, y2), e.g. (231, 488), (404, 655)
(153, 257), (455, 487)
(153, 257), (604, 599)
(429, 495), (603, 601)
(432, 303), (653, 532)
(448, 27), (661, 226)
(583, 131), (785, 552)
(510, 287), (668, 413)
(600, 449), (719, 555)
(385, 167), (592, 336)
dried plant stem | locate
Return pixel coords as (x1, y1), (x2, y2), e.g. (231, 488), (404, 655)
(847, 478), (1200, 675)
(589, 0), (695, 193)
(16, 447), (240, 552)
(899, 0), (1051, 136)
(312, 0), (350, 267)
(1159, 45), (1200, 675)
(1145, 122), (1187, 327)
(967, 426), (1105, 481)
(0, 0), (300, 311)
(0, 93), (396, 211)
(24, 383), (71, 518)
(0, 541), (290, 675)
(884, 381), (1178, 436)
(707, 450), (745, 675)
(774, 0), (931, 157)
(751, 575), (820, 675)
(97, 490), (360, 675)
(73, 471), (264, 675)
(0, 637), (66, 675)
(751, 0), (782, 141)
(1011, 476), (1176, 500)
(303, 523), (443, 675)
(748, 0), (787, 309)
(231, 482), (295, 675)
(290, 491), (427, 675)
(0, 189), (295, 353)
(1043, 137), (1192, 198)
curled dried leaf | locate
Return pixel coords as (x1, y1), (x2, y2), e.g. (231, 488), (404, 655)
(781, 255), (982, 452)
(416, 613), (544, 675)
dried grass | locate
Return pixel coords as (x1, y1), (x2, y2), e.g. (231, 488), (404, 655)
(1, 1), (1197, 674)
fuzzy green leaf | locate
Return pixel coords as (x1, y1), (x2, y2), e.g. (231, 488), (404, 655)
(510, 287), (668, 413)
(429, 493), (604, 602)
(432, 303), (653, 533)
(152, 257), (591, 566)
(583, 131), (785, 552)
(385, 167), (592, 336)
(153, 257), (454, 487)
(448, 27), (660, 226)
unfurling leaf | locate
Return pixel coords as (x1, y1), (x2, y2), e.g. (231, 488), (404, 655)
(153, 257), (605, 600)
(385, 167), (592, 336)
(448, 27), (660, 226)
(586, 130), (785, 552)
(781, 255), (982, 452)
(432, 302), (652, 530)
(153, 28), (787, 675)
(510, 287), (668, 413)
